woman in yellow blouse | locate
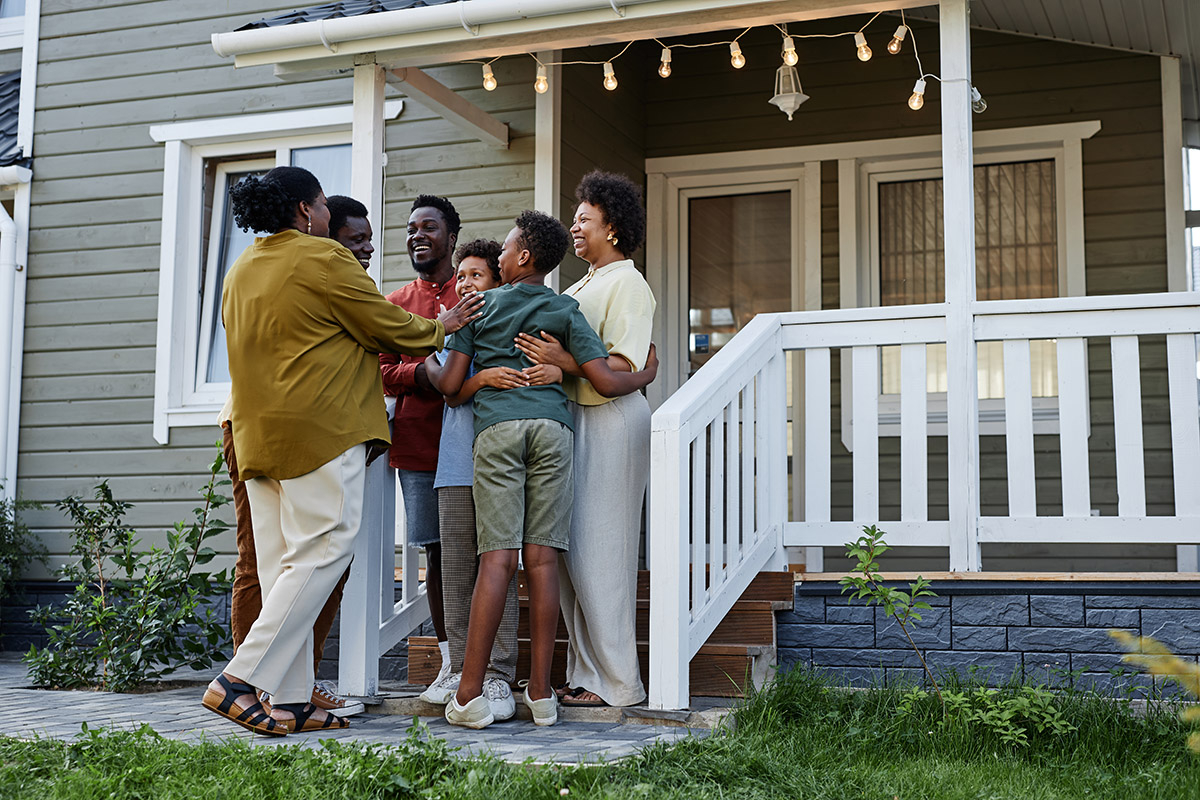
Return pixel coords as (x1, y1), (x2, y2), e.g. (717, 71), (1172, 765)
(516, 171), (657, 707)
(202, 166), (481, 735)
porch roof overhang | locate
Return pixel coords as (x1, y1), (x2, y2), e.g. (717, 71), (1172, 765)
(211, 0), (928, 75)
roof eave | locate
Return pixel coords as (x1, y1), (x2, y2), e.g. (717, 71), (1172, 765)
(217, 0), (919, 72)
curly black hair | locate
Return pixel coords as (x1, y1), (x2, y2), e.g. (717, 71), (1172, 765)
(326, 195), (369, 240)
(575, 170), (646, 257)
(410, 194), (462, 237)
(454, 238), (502, 283)
(514, 210), (570, 275)
(229, 166), (322, 234)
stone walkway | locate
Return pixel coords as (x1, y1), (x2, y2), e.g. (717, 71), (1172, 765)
(0, 655), (714, 763)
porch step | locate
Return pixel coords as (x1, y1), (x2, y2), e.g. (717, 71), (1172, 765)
(408, 570), (793, 698)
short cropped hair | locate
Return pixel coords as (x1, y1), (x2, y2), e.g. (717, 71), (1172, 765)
(454, 238), (502, 283)
(326, 195), (369, 240)
(514, 210), (570, 275)
(574, 170), (646, 257)
(410, 194), (462, 237)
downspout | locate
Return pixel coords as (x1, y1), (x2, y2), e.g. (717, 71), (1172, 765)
(1, 0), (40, 502)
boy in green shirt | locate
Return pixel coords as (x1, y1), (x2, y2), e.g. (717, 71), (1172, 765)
(430, 210), (655, 728)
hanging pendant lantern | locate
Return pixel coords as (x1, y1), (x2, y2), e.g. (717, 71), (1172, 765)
(769, 64), (809, 120)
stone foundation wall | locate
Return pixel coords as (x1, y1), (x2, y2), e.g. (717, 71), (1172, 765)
(777, 580), (1200, 696)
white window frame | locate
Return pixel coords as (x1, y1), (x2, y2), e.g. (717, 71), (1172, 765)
(149, 102), (403, 444)
(863, 149), (1072, 438)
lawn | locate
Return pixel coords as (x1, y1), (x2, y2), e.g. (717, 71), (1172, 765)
(1, 669), (1197, 799)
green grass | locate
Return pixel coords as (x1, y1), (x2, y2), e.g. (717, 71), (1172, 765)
(2, 669), (1198, 799)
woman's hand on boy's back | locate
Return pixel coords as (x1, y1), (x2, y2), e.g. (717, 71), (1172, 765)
(515, 331), (580, 376)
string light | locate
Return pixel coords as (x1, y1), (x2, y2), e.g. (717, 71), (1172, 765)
(908, 78), (926, 110)
(854, 31), (872, 62)
(971, 85), (987, 113)
(602, 61), (618, 91)
(729, 41), (746, 69)
(888, 25), (908, 54)
(534, 64), (548, 94)
(481, 63), (497, 91)
(658, 47), (672, 78)
(782, 35), (798, 66)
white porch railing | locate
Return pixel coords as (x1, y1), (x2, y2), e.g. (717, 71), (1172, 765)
(648, 292), (1200, 710)
(338, 456), (428, 698)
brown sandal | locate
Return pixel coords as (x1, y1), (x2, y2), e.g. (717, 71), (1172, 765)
(202, 674), (287, 737)
(273, 702), (351, 733)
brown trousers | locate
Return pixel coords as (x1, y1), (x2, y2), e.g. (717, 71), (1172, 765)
(224, 422), (349, 675)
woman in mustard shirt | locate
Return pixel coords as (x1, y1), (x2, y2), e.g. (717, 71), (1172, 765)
(516, 171), (657, 707)
(201, 166), (480, 736)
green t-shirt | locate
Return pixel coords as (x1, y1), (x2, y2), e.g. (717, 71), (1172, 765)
(446, 282), (609, 437)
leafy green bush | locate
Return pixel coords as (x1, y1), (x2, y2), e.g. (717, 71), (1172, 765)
(0, 493), (45, 602)
(899, 684), (1078, 747)
(23, 448), (233, 691)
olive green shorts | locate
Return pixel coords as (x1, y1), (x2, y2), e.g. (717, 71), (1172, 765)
(471, 418), (573, 554)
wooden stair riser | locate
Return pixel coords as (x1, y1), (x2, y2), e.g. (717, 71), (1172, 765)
(409, 637), (767, 698)
(517, 569), (793, 606)
(513, 600), (777, 646)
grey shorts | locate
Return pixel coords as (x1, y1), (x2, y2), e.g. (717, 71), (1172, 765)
(398, 469), (440, 548)
(472, 419), (573, 554)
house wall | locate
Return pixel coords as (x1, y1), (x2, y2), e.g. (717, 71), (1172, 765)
(630, 20), (1176, 572)
(14, 0), (537, 575)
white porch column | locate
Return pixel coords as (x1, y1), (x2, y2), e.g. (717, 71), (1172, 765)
(534, 51), (562, 291)
(940, 0), (981, 571)
(351, 61), (387, 287)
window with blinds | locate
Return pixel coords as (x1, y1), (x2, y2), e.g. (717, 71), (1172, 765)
(877, 160), (1059, 399)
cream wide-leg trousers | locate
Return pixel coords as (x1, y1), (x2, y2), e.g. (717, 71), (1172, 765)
(225, 444), (365, 704)
(559, 393), (650, 707)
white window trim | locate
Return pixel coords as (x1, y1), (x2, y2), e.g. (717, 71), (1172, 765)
(0, 16), (23, 52)
(863, 149), (1072, 438)
(150, 102), (403, 444)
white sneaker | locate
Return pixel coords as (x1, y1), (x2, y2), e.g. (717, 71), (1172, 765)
(420, 671), (461, 705)
(520, 682), (558, 727)
(444, 694), (494, 729)
(483, 677), (516, 721)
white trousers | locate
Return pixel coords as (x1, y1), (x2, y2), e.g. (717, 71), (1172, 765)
(226, 444), (365, 704)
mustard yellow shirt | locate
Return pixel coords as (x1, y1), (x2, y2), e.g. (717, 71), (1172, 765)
(562, 259), (656, 406)
(222, 229), (445, 480)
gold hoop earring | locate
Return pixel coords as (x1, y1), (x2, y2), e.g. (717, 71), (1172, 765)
(606, 231), (619, 247)
(305, 214), (312, 235)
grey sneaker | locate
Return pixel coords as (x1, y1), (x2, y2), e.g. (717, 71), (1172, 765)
(445, 694), (494, 729)
(520, 682), (558, 727)
(419, 671), (461, 705)
(483, 677), (516, 722)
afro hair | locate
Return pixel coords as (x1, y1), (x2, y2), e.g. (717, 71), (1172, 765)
(574, 170), (646, 257)
(454, 238), (502, 283)
(410, 194), (462, 237)
(514, 210), (570, 275)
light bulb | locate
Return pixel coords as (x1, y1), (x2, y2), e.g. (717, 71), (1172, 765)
(908, 78), (926, 110)
(534, 65), (548, 94)
(482, 63), (497, 92)
(971, 85), (987, 113)
(888, 25), (907, 55)
(854, 32), (872, 62)
(603, 61), (617, 91)
(782, 36), (798, 66)
(658, 47), (672, 78)
(730, 41), (745, 69)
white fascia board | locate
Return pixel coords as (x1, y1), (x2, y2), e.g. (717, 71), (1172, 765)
(219, 0), (921, 71)
(149, 100), (404, 145)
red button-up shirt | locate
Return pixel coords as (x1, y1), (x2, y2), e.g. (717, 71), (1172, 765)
(381, 275), (456, 471)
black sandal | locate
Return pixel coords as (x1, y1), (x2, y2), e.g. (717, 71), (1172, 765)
(560, 686), (607, 707)
(272, 702), (351, 733)
(202, 674), (287, 737)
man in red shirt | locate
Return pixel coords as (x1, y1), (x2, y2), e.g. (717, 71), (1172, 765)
(381, 195), (460, 683)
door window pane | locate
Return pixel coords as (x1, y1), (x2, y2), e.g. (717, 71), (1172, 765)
(687, 191), (791, 374)
(0, 0), (24, 17)
(878, 160), (1059, 399)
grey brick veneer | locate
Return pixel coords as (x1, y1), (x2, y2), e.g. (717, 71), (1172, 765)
(777, 580), (1200, 695)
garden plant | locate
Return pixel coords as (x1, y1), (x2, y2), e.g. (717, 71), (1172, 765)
(23, 447), (232, 692)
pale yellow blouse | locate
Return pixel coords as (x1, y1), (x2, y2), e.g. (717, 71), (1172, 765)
(563, 259), (656, 406)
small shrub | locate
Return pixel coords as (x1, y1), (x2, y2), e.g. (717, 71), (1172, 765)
(899, 684), (1078, 748)
(0, 492), (45, 602)
(23, 447), (233, 691)
(840, 524), (944, 708)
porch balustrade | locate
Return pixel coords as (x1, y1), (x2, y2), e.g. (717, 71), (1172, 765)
(647, 291), (1200, 710)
